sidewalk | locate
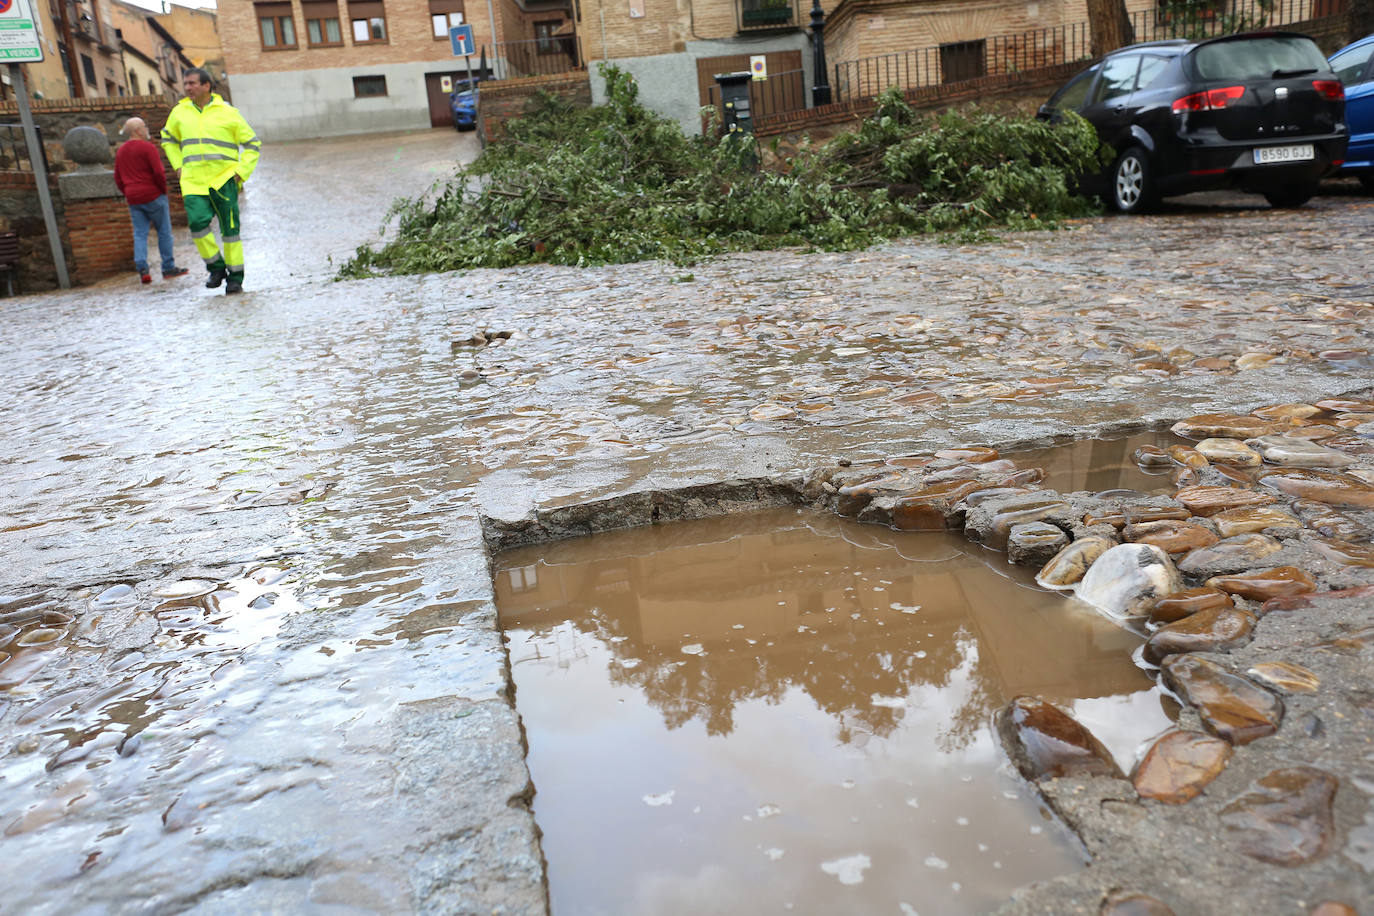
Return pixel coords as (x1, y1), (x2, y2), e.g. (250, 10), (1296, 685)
(0, 132), (1371, 912)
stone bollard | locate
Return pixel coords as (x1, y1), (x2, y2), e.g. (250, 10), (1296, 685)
(57, 125), (133, 284)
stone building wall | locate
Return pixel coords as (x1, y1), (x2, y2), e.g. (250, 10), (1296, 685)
(0, 97), (193, 294)
(0, 172), (70, 294)
(0, 95), (177, 173)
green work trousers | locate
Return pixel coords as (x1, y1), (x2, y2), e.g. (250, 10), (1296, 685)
(184, 180), (243, 279)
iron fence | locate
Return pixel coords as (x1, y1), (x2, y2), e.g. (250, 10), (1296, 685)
(490, 36), (581, 80)
(1130, 0), (1342, 41)
(833, 23), (1093, 103)
(0, 124), (47, 173)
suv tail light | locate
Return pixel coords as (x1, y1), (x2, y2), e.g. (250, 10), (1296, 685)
(1171, 85), (1246, 113)
(1312, 79), (1344, 100)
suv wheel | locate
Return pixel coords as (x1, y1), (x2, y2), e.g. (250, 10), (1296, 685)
(1111, 147), (1156, 214)
(1262, 182), (1317, 208)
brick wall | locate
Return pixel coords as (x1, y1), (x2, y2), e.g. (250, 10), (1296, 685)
(576, 0), (841, 60)
(64, 195), (136, 282)
(478, 71), (591, 143)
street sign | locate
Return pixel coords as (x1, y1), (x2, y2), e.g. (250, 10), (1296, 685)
(449, 23), (474, 57)
(0, 0), (43, 62)
(750, 55), (767, 81)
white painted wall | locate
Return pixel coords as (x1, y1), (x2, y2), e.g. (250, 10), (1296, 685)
(590, 34), (813, 136)
(231, 61), (465, 141)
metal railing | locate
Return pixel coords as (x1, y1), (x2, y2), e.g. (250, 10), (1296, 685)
(1130, 0), (1341, 41)
(490, 36), (581, 80)
(834, 23), (1092, 103)
(0, 124), (47, 173)
(739, 0), (801, 31)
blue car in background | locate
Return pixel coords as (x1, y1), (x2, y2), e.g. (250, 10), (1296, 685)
(1330, 32), (1374, 191)
(450, 82), (479, 131)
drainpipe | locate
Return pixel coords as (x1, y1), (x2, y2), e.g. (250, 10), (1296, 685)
(810, 0), (830, 106)
(598, 0), (607, 66)
(485, 0), (497, 76)
(57, 0), (84, 97)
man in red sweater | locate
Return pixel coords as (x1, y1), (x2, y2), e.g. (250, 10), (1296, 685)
(114, 117), (188, 284)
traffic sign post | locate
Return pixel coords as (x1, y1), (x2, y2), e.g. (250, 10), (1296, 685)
(450, 23), (475, 94)
(1, 0), (69, 288)
(449, 23), (474, 57)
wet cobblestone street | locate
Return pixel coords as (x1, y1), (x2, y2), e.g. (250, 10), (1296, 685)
(0, 127), (1371, 912)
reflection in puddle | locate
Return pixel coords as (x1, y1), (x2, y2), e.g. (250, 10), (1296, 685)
(1009, 429), (1185, 496)
(496, 509), (1171, 915)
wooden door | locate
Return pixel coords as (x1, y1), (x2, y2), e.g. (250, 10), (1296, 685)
(695, 50), (805, 124)
(424, 71), (467, 128)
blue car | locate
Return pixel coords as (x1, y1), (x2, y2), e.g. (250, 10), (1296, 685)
(1330, 32), (1374, 191)
(450, 83), (478, 131)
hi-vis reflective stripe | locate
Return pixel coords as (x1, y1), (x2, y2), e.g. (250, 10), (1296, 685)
(192, 226), (214, 239)
(243, 141), (261, 150)
(178, 137), (241, 150)
(182, 153), (237, 163)
(222, 235), (241, 244)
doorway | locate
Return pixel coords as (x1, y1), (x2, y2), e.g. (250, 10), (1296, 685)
(424, 70), (473, 128)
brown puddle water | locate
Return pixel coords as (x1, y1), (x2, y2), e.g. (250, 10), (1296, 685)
(495, 508), (1174, 915)
(1009, 429), (1184, 496)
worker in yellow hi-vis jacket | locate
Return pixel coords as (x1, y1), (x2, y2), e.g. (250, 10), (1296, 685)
(161, 68), (261, 295)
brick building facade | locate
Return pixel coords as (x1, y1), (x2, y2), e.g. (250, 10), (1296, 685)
(219, 0), (573, 140)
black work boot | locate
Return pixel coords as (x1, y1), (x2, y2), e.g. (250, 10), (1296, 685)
(225, 275), (244, 295)
(206, 265), (228, 289)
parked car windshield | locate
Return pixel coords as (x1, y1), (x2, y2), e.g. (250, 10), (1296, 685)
(1328, 42), (1373, 83)
(1192, 35), (1329, 80)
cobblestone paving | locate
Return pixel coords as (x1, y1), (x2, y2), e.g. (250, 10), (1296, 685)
(0, 126), (1371, 913)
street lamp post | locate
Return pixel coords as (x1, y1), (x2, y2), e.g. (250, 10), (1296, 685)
(810, 0), (831, 107)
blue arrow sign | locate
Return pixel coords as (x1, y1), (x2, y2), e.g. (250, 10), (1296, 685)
(449, 23), (474, 57)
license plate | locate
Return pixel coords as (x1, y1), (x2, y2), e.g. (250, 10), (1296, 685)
(1253, 144), (1314, 165)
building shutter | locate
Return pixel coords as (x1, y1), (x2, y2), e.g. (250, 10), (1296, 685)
(347, 0), (386, 17)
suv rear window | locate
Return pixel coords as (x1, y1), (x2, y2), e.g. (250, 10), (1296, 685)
(1191, 36), (1329, 80)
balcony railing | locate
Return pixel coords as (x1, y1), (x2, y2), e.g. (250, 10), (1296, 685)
(490, 36), (581, 80)
(739, 0), (800, 31)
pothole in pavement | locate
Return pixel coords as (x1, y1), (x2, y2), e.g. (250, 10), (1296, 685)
(490, 396), (1374, 914)
(495, 509), (1166, 914)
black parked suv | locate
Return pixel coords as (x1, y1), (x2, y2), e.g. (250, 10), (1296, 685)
(1040, 32), (1348, 212)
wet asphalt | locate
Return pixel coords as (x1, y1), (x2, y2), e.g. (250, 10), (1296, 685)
(0, 126), (1371, 913)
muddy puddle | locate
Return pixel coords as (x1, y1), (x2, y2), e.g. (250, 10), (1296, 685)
(495, 508), (1175, 914)
(1008, 429), (1184, 496)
